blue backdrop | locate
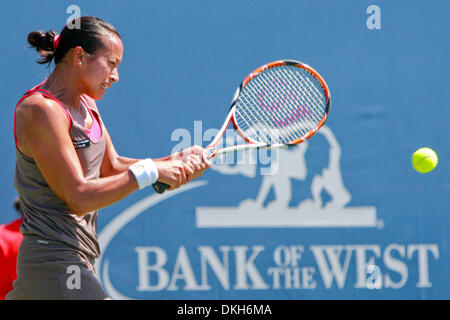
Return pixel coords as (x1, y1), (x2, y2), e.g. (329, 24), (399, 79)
(0, 0), (448, 299)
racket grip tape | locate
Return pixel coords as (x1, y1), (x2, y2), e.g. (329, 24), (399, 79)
(153, 181), (170, 194)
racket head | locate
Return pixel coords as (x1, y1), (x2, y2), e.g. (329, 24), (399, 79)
(229, 59), (331, 147)
(154, 60), (331, 193)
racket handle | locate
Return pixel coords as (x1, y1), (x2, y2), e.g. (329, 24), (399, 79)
(152, 181), (170, 194)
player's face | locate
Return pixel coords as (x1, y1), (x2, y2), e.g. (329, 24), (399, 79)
(80, 33), (123, 100)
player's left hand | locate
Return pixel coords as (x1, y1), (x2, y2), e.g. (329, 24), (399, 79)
(173, 145), (211, 180)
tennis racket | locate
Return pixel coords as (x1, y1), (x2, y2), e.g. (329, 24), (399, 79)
(152, 59), (331, 194)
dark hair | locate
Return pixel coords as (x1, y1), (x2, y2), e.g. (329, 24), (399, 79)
(27, 16), (121, 66)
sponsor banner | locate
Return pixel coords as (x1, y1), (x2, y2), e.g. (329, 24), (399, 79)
(95, 126), (444, 299)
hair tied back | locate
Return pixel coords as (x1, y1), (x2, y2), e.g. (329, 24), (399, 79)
(53, 34), (61, 50)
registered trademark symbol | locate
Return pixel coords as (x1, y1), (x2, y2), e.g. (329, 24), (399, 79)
(376, 219), (384, 229)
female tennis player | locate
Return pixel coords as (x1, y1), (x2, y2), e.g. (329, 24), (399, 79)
(6, 16), (210, 300)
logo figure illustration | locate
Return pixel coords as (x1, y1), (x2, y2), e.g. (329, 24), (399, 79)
(196, 126), (377, 228)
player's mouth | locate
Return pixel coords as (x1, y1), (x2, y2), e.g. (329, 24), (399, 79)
(100, 83), (110, 91)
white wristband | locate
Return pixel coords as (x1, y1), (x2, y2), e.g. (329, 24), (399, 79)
(129, 158), (159, 190)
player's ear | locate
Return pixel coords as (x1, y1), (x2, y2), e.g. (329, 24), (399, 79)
(72, 46), (87, 65)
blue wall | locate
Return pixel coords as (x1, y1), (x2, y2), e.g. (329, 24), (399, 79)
(0, 0), (448, 299)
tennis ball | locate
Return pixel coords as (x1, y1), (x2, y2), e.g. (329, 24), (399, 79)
(412, 147), (438, 173)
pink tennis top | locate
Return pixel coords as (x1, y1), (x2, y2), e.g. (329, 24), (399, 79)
(14, 81), (102, 144)
(13, 81), (106, 261)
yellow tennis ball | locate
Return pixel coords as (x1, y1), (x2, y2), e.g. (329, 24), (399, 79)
(412, 147), (438, 173)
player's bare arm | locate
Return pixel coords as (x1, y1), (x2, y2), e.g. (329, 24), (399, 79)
(15, 96), (196, 216)
(100, 125), (210, 187)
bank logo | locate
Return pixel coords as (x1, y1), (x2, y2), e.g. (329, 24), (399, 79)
(196, 126), (378, 228)
(96, 125), (385, 299)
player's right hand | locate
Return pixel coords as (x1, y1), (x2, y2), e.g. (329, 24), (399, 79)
(154, 158), (195, 190)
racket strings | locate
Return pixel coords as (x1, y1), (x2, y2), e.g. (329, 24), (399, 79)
(234, 107), (268, 142)
(237, 83), (301, 144)
(238, 78), (301, 144)
(238, 70), (312, 144)
(234, 96), (283, 143)
(272, 67), (326, 124)
(247, 74), (306, 141)
(273, 67), (325, 123)
(258, 69), (321, 136)
(240, 84), (303, 144)
(236, 95), (292, 144)
(234, 65), (327, 144)
(272, 69), (324, 135)
(284, 67), (327, 119)
(236, 79), (298, 142)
